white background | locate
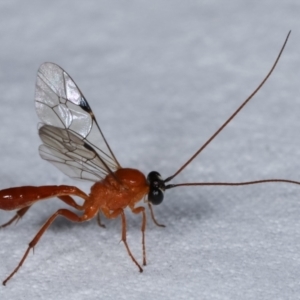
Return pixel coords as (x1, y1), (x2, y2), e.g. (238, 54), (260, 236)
(1, 1), (300, 299)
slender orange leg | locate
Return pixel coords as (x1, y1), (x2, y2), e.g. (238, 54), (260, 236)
(101, 207), (143, 272)
(57, 195), (84, 210)
(131, 206), (147, 266)
(97, 213), (106, 228)
(3, 209), (87, 286)
(147, 202), (165, 227)
(0, 206), (31, 228)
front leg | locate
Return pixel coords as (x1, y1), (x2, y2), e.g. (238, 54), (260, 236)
(147, 202), (165, 227)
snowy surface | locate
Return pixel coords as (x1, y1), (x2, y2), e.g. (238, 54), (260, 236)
(1, 1), (300, 299)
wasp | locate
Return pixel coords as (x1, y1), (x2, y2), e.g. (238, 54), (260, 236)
(1, 31), (297, 285)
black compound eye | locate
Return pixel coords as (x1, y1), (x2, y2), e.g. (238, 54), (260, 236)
(147, 171), (162, 183)
(147, 170), (165, 205)
(148, 188), (164, 205)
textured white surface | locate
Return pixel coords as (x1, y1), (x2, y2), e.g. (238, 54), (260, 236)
(1, 1), (300, 299)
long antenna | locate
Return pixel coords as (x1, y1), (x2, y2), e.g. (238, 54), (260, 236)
(165, 179), (300, 189)
(164, 31), (291, 183)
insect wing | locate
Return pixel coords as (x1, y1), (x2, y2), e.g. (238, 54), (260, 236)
(35, 62), (121, 181)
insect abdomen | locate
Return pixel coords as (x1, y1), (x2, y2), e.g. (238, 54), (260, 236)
(0, 185), (78, 210)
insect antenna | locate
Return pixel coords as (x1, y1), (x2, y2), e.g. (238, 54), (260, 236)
(164, 30), (291, 187)
(165, 179), (300, 190)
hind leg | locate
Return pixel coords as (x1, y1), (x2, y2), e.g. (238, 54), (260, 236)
(3, 207), (96, 286)
(0, 206), (31, 228)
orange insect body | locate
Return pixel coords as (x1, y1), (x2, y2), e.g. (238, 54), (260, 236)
(1, 31), (299, 286)
(0, 168), (148, 215)
(90, 168), (149, 211)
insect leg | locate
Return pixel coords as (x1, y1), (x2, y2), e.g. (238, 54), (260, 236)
(2, 208), (87, 286)
(130, 206), (147, 266)
(101, 207), (143, 272)
(57, 195), (85, 210)
(96, 213), (106, 228)
(0, 206), (31, 228)
(147, 202), (165, 227)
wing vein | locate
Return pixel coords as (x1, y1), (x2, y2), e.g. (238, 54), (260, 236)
(35, 62), (121, 182)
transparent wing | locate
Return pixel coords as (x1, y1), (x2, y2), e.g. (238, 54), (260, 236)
(35, 62), (121, 181)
